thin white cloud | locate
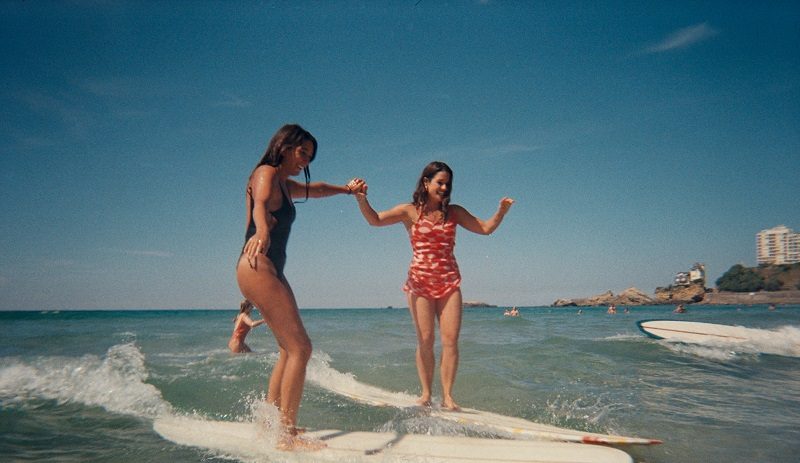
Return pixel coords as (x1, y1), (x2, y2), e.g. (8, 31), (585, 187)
(16, 136), (58, 149)
(486, 144), (544, 156)
(215, 93), (252, 108)
(645, 23), (718, 54)
(124, 249), (174, 258)
(427, 142), (544, 160)
(76, 77), (132, 98)
(101, 247), (173, 258)
(17, 91), (92, 137)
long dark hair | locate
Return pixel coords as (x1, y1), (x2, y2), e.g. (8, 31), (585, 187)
(254, 123), (317, 202)
(412, 161), (453, 219)
(234, 299), (254, 322)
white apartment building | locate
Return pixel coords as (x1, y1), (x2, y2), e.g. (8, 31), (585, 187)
(756, 225), (800, 265)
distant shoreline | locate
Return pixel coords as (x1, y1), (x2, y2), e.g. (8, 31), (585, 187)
(702, 290), (800, 305)
(4, 292), (800, 313)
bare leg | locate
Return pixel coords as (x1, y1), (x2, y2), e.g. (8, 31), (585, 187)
(267, 278), (299, 407)
(228, 340), (253, 354)
(237, 255), (318, 449)
(436, 289), (463, 411)
(408, 293), (436, 406)
(267, 347), (287, 407)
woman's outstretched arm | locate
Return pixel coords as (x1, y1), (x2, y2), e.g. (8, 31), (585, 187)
(452, 197), (514, 235)
(353, 185), (413, 227)
(286, 178), (365, 199)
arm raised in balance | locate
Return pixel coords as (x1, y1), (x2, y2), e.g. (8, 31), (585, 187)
(451, 197), (515, 235)
(353, 183), (415, 228)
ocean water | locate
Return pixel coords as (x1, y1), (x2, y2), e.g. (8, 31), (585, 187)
(1, 305), (799, 462)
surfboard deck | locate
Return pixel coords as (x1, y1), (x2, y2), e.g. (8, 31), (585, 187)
(153, 416), (634, 463)
(315, 380), (662, 445)
(637, 319), (753, 343)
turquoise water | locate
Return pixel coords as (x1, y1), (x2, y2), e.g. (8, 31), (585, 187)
(1, 306), (799, 462)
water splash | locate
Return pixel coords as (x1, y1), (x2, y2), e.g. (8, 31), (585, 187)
(661, 325), (800, 360)
(305, 352), (417, 406)
(0, 342), (172, 418)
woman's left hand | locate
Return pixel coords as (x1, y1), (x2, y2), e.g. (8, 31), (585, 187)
(347, 178), (366, 195)
(499, 197), (515, 214)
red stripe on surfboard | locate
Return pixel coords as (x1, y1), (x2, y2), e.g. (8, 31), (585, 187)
(581, 436), (663, 445)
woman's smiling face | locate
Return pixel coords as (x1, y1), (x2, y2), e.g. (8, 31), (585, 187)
(284, 140), (315, 176)
(426, 171), (451, 202)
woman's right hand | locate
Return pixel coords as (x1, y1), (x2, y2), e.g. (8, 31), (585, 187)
(244, 215), (275, 269)
(347, 178), (367, 196)
(353, 181), (369, 199)
(244, 234), (268, 269)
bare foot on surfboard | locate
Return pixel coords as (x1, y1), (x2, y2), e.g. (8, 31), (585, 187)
(277, 433), (325, 451)
(441, 397), (461, 411)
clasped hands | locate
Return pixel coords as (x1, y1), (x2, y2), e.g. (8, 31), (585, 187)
(347, 178), (368, 197)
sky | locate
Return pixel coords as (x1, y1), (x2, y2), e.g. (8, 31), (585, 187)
(1, 1), (799, 310)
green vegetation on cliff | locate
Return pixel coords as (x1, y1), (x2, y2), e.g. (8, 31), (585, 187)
(716, 263), (800, 292)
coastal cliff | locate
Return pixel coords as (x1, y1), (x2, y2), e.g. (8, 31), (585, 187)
(552, 284), (800, 307)
(462, 301), (497, 308)
(552, 287), (655, 307)
(654, 284), (707, 304)
(552, 264), (800, 307)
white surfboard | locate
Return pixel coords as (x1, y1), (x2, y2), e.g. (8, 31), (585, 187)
(153, 416), (634, 463)
(637, 319), (754, 344)
(313, 379), (661, 445)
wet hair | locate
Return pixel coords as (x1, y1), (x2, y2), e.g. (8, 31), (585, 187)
(412, 161), (453, 219)
(234, 299), (254, 322)
(254, 123), (317, 202)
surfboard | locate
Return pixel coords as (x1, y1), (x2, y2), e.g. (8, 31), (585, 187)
(313, 379), (662, 445)
(637, 319), (753, 344)
(153, 416), (634, 463)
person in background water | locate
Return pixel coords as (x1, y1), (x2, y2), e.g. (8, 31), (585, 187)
(236, 123), (364, 449)
(352, 161), (514, 411)
(504, 307), (520, 317)
(228, 299), (265, 353)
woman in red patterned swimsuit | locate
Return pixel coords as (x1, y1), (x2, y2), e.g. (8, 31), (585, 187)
(353, 161), (514, 410)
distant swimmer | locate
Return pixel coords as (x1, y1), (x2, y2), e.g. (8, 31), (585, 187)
(352, 161), (514, 411)
(673, 304), (686, 313)
(607, 304), (617, 314)
(504, 307), (520, 317)
(228, 299), (265, 354)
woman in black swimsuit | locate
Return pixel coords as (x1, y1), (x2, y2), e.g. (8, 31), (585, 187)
(236, 124), (364, 450)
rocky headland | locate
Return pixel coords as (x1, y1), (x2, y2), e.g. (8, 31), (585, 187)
(462, 300), (497, 308)
(553, 263), (800, 306)
(552, 287), (656, 307)
(552, 284), (800, 307)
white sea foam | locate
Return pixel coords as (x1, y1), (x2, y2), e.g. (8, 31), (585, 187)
(0, 342), (172, 418)
(305, 351), (417, 406)
(661, 324), (800, 360)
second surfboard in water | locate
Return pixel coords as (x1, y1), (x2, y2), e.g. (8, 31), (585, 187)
(313, 377), (662, 445)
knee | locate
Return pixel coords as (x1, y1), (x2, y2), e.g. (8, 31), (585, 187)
(417, 334), (435, 351)
(289, 336), (312, 362)
(440, 336), (459, 351)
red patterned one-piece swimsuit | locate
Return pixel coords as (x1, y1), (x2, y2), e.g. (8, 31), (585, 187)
(403, 210), (462, 299)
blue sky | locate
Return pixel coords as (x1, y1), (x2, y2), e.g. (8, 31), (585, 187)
(1, 1), (798, 310)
